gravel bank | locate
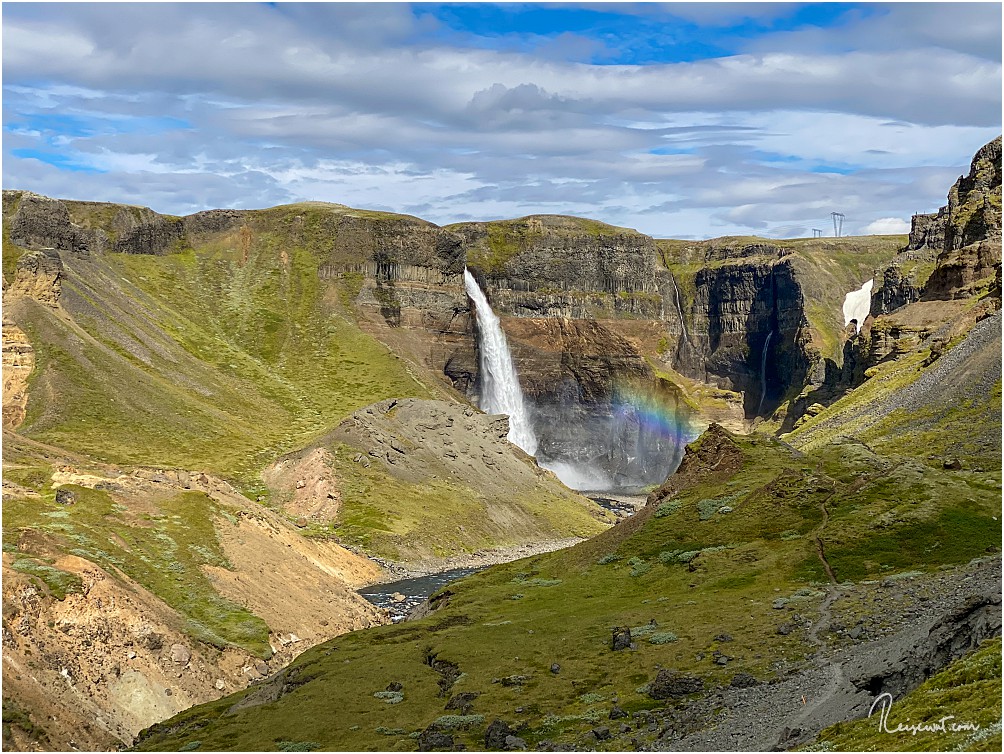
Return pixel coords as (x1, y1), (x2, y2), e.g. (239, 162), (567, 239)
(365, 537), (585, 582)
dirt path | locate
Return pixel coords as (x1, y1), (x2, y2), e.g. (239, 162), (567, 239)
(657, 556), (1001, 752)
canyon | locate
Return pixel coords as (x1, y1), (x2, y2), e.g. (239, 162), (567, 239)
(1, 137), (1001, 751)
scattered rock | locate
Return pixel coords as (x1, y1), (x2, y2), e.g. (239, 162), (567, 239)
(386, 681), (403, 692)
(169, 644), (191, 664)
(611, 626), (633, 651)
(714, 655), (731, 666)
(294, 517), (307, 528)
(776, 623), (793, 636)
(417, 729), (454, 751)
(295, 479), (306, 489)
(647, 669), (703, 699)
(485, 719), (515, 749)
(609, 706), (627, 720)
(591, 727), (611, 741)
(54, 488), (76, 505)
(772, 598), (788, 610)
(848, 626), (864, 640)
(714, 633), (733, 643)
(215, 679), (226, 691)
(445, 691), (479, 714)
(550, 663), (561, 674)
(619, 723), (631, 734)
(254, 660), (269, 676)
(943, 457), (963, 470)
(730, 672), (758, 689)
(391, 592), (407, 603)
(504, 735), (527, 750)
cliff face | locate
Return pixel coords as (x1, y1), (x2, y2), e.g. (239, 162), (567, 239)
(923, 136), (1003, 300)
(675, 251), (811, 416)
(451, 217), (694, 488)
(855, 137), (1003, 376)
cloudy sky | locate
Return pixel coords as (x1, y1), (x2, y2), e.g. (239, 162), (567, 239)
(2, 2), (1001, 239)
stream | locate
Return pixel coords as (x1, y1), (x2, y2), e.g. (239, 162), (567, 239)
(358, 494), (648, 622)
(358, 567), (482, 621)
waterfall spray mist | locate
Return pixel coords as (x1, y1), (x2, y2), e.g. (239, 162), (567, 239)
(463, 269), (538, 455)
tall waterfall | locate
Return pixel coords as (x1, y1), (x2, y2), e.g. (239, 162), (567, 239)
(671, 275), (689, 344)
(463, 269), (538, 455)
(757, 330), (773, 415)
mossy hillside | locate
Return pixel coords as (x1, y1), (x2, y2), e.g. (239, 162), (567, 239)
(454, 215), (645, 275)
(808, 638), (1002, 752)
(1, 190), (39, 279)
(2, 480), (271, 656)
(134, 430), (1000, 752)
(326, 442), (609, 561)
(787, 317), (1002, 469)
(14, 222), (431, 485)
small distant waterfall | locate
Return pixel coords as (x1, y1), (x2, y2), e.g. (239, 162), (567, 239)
(463, 269), (538, 455)
(757, 330), (773, 415)
(671, 275), (689, 344)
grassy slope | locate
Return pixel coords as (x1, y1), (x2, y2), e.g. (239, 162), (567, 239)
(10, 220), (428, 490)
(326, 441), (608, 561)
(807, 638), (1002, 752)
(133, 428), (1000, 752)
(786, 304), (1002, 471)
(2, 479), (271, 656)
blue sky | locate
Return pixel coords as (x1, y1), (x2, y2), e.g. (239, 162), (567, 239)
(2, 2), (1001, 238)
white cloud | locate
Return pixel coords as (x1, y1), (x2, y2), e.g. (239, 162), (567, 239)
(1, 2), (999, 239)
(862, 217), (911, 235)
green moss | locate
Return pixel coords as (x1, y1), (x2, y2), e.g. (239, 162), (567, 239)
(10, 556), (83, 600)
(14, 225), (430, 485)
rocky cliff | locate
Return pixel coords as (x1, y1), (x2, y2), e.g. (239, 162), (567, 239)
(851, 136), (1003, 379)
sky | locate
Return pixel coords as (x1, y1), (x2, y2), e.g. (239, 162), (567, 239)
(2, 1), (1001, 239)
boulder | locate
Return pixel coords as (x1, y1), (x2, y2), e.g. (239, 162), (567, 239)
(647, 669), (703, 699)
(417, 730), (454, 751)
(485, 719), (515, 750)
(54, 488), (76, 505)
(611, 626), (633, 651)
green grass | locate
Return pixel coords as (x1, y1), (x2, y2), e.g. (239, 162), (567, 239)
(808, 638), (1002, 752)
(134, 428), (1000, 752)
(3, 483), (271, 656)
(327, 443), (608, 561)
(14, 220), (431, 486)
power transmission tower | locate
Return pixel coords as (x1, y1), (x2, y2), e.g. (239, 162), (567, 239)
(812, 228), (823, 238)
(831, 212), (845, 237)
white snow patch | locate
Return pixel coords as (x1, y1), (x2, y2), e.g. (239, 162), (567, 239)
(842, 279), (874, 333)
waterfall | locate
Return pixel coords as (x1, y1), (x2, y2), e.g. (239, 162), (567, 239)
(671, 275), (689, 344)
(757, 331), (773, 415)
(463, 269), (538, 455)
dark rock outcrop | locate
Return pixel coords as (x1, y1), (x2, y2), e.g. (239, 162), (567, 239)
(923, 136), (1002, 301)
(647, 669), (703, 699)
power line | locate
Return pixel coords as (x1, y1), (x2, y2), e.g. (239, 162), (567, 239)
(831, 212), (845, 238)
